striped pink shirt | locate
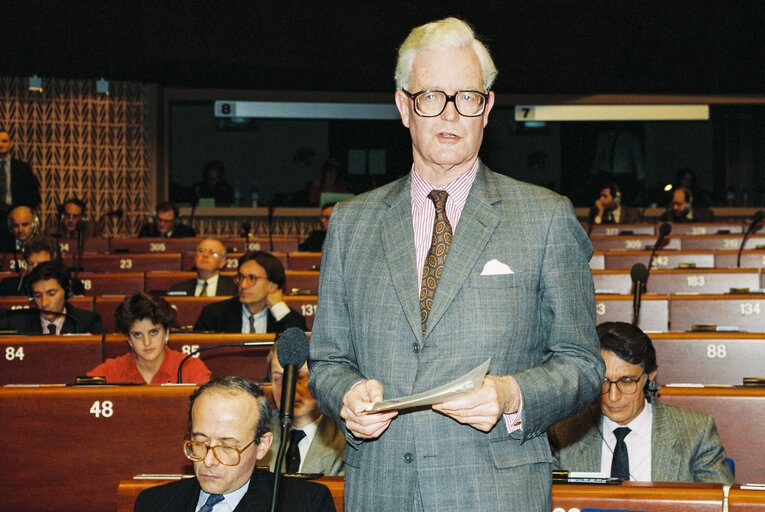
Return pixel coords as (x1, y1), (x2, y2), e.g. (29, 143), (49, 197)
(411, 162), (479, 285)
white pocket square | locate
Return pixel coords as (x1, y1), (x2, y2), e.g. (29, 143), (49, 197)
(480, 259), (514, 276)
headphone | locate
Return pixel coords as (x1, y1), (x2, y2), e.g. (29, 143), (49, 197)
(645, 377), (660, 394)
(606, 183), (622, 207)
(7, 206), (40, 233)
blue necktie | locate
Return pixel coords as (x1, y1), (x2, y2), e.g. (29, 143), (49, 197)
(199, 493), (224, 512)
(611, 426), (631, 480)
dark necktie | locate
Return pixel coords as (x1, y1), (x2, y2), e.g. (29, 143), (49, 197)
(248, 314), (256, 333)
(0, 158), (6, 203)
(420, 190), (452, 333)
(285, 428), (306, 473)
(198, 493), (224, 512)
(47, 323), (57, 335)
(611, 426), (631, 480)
(199, 280), (208, 297)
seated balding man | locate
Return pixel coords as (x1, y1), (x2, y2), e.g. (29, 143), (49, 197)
(169, 238), (236, 296)
(548, 321), (734, 484)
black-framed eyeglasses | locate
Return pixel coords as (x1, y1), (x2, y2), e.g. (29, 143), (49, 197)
(402, 89), (490, 117)
(601, 374), (645, 395)
(183, 438), (256, 466)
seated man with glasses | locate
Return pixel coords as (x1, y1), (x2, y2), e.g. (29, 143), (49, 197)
(193, 251), (306, 334)
(169, 238), (236, 296)
(548, 321), (734, 483)
(134, 376), (335, 511)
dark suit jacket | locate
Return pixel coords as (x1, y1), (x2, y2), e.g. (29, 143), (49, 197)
(660, 206), (715, 223)
(298, 230), (327, 252)
(3, 303), (107, 334)
(134, 467), (335, 512)
(9, 158), (42, 209)
(137, 222), (197, 238)
(169, 275), (237, 296)
(548, 401), (734, 484)
(589, 204), (643, 224)
(194, 297), (306, 334)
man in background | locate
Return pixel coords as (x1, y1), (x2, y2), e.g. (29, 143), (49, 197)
(0, 129), (42, 253)
(170, 238), (236, 296)
(298, 203), (334, 252)
(194, 251), (306, 334)
(589, 183), (642, 224)
(3, 205), (38, 252)
(46, 197), (95, 238)
(660, 187), (714, 223)
(262, 340), (345, 475)
(0, 234), (85, 296)
(548, 321), (734, 484)
(138, 201), (197, 238)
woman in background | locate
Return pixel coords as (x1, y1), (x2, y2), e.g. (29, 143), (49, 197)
(88, 293), (210, 384)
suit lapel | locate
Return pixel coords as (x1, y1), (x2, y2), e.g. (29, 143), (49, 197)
(650, 400), (680, 481)
(227, 299), (244, 333)
(424, 164), (501, 337)
(380, 176), (422, 340)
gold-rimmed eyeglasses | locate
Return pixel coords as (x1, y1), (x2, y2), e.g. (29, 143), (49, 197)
(235, 273), (268, 286)
(601, 374), (645, 395)
(183, 439), (256, 466)
(401, 89), (490, 117)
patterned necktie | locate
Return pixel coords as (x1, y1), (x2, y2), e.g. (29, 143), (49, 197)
(198, 493), (224, 512)
(199, 280), (208, 297)
(611, 426), (631, 480)
(47, 323), (57, 335)
(285, 428), (306, 473)
(248, 314), (256, 333)
(420, 190), (452, 333)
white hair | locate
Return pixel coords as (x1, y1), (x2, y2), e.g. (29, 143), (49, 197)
(395, 17), (498, 92)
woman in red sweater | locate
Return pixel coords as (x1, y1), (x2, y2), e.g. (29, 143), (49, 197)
(88, 293), (211, 384)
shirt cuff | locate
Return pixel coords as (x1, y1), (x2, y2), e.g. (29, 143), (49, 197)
(269, 301), (290, 321)
(502, 378), (523, 434)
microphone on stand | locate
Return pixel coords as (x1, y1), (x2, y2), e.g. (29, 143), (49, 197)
(267, 202), (275, 252)
(96, 208), (123, 236)
(74, 220), (87, 278)
(737, 210), (765, 268)
(646, 222), (671, 284)
(630, 263), (648, 326)
(271, 327), (310, 512)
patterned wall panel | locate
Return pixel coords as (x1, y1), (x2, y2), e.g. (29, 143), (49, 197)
(0, 76), (149, 237)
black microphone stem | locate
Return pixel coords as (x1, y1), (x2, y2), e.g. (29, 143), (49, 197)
(176, 340), (274, 383)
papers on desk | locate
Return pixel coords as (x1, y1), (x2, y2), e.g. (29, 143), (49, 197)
(366, 358), (490, 413)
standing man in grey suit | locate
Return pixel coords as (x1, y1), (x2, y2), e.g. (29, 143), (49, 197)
(169, 238), (237, 296)
(308, 17), (604, 511)
(548, 322), (734, 484)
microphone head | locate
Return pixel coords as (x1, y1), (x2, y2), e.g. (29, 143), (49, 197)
(276, 327), (309, 368)
(75, 220), (87, 232)
(113, 208), (124, 218)
(630, 262), (649, 283)
(659, 222), (672, 237)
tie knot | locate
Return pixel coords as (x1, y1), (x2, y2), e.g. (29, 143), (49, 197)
(613, 426), (631, 442)
(427, 190), (449, 212)
(201, 493), (224, 511)
(290, 428), (306, 444)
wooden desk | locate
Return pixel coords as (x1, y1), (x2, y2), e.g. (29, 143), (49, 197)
(650, 332), (765, 386)
(592, 269), (633, 294)
(0, 385), (196, 512)
(144, 271), (196, 293)
(78, 272), (145, 296)
(57, 237), (111, 254)
(552, 481), (724, 512)
(604, 250), (715, 270)
(658, 385), (765, 482)
(646, 268), (760, 295)
(715, 249), (765, 269)
(117, 475), (344, 512)
(669, 293), (765, 332)
(109, 237), (202, 254)
(668, 222), (743, 235)
(590, 251), (605, 270)
(0, 335), (103, 384)
(287, 252), (322, 271)
(283, 295), (318, 331)
(682, 233), (765, 251)
(103, 333), (276, 381)
(595, 294), (669, 332)
(284, 271), (320, 296)
(588, 223), (657, 236)
(729, 484), (765, 510)
(221, 237), (299, 253)
(590, 235), (681, 252)
(78, 253), (183, 272)
(0, 295), (94, 311)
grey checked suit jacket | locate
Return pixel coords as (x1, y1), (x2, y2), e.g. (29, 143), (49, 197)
(548, 400), (735, 484)
(308, 163), (605, 511)
(263, 412), (346, 476)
